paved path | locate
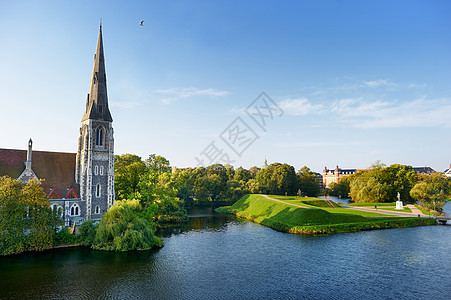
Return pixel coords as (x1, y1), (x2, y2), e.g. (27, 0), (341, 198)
(341, 205), (428, 218)
(261, 195), (312, 209)
(405, 204), (427, 216)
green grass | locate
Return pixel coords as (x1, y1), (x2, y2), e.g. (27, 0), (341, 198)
(270, 196), (341, 208)
(216, 194), (436, 235)
(265, 195), (394, 217)
(414, 203), (445, 216)
(414, 203), (430, 215)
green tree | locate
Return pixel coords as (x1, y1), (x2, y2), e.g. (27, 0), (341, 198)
(224, 164), (235, 181)
(114, 154), (147, 200)
(78, 220), (98, 246)
(410, 181), (446, 214)
(0, 176), (61, 255)
(224, 179), (248, 202)
(369, 160), (386, 169)
(329, 176), (351, 198)
(349, 172), (390, 203)
(348, 164), (417, 203)
(145, 154), (171, 173)
(297, 166), (320, 197)
(256, 163), (299, 195)
(246, 178), (261, 194)
(416, 172), (451, 197)
(172, 168), (196, 206)
(249, 166), (260, 178)
(376, 164), (417, 202)
(92, 199), (163, 251)
(234, 167), (251, 182)
(137, 166), (188, 223)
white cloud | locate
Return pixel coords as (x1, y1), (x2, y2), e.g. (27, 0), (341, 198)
(330, 98), (391, 117)
(274, 93), (451, 129)
(155, 87), (229, 104)
(330, 97), (451, 129)
(362, 79), (395, 88)
(278, 98), (324, 116)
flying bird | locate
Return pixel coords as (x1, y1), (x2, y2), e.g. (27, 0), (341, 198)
(140, 20), (144, 26)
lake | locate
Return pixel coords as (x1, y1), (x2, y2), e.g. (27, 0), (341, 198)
(0, 207), (450, 299)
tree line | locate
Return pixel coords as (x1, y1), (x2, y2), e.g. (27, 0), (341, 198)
(326, 163), (450, 214)
(114, 154), (321, 207)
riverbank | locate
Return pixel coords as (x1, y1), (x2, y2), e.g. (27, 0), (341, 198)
(216, 194), (436, 235)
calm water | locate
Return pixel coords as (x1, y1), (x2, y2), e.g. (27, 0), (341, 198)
(0, 207), (450, 300)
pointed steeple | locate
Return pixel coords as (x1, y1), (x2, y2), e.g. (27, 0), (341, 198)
(82, 24), (113, 122)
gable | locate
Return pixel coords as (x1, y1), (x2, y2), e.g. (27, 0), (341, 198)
(0, 148), (79, 196)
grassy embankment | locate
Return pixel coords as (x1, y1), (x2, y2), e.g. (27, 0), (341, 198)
(216, 194), (436, 235)
(414, 203), (446, 216)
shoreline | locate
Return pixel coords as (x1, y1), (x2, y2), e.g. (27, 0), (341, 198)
(216, 194), (437, 235)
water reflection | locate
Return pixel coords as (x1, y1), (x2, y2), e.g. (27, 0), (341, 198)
(157, 207), (236, 237)
(318, 195), (352, 204)
(0, 207), (449, 300)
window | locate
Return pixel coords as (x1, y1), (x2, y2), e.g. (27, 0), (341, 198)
(70, 204), (80, 216)
(100, 166), (104, 175)
(52, 204), (64, 217)
(96, 184), (101, 198)
(95, 205), (100, 214)
(96, 127), (103, 146)
(94, 165), (98, 175)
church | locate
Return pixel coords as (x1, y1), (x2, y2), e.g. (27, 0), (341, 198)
(0, 26), (115, 226)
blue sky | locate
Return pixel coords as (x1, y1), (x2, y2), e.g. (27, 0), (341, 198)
(1, 0), (450, 173)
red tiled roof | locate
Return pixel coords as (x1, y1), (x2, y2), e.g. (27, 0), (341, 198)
(0, 148), (79, 198)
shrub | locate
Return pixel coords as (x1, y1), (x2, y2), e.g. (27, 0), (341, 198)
(92, 199), (163, 251)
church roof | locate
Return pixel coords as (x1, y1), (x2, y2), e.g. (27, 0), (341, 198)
(81, 25), (113, 122)
(0, 148), (79, 198)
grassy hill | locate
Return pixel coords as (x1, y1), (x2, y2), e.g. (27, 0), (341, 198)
(216, 194), (435, 235)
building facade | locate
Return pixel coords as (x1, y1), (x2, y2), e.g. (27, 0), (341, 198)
(0, 26), (114, 226)
(75, 25), (115, 222)
(322, 166), (366, 189)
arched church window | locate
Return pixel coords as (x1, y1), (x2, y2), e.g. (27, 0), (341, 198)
(52, 204), (64, 217)
(96, 184), (101, 198)
(96, 127), (104, 146)
(94, 165), (98, 175)
(95, 205), (100, 214)
(70, 204), (80, 216)
(100, 166), (104, 175)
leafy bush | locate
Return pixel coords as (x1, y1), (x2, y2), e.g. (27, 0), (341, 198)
(78, 220), (98, 246)
(53, 228), (78, 246)
(92, 199), (163, 251)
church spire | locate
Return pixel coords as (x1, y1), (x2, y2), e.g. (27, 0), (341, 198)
(82, 24), (113, 122)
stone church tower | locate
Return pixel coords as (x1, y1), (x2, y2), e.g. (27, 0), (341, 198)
(75, 25), (115, 221)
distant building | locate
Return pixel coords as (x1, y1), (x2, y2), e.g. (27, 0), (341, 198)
(444, 164), (451, 177)
(412, 166), (435, 175)
(261, 158), (269, 169)
(322, 165), (369, 189)
(315, 172), (324, 190)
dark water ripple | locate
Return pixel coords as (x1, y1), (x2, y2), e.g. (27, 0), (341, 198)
(0, 207), (450, 299)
